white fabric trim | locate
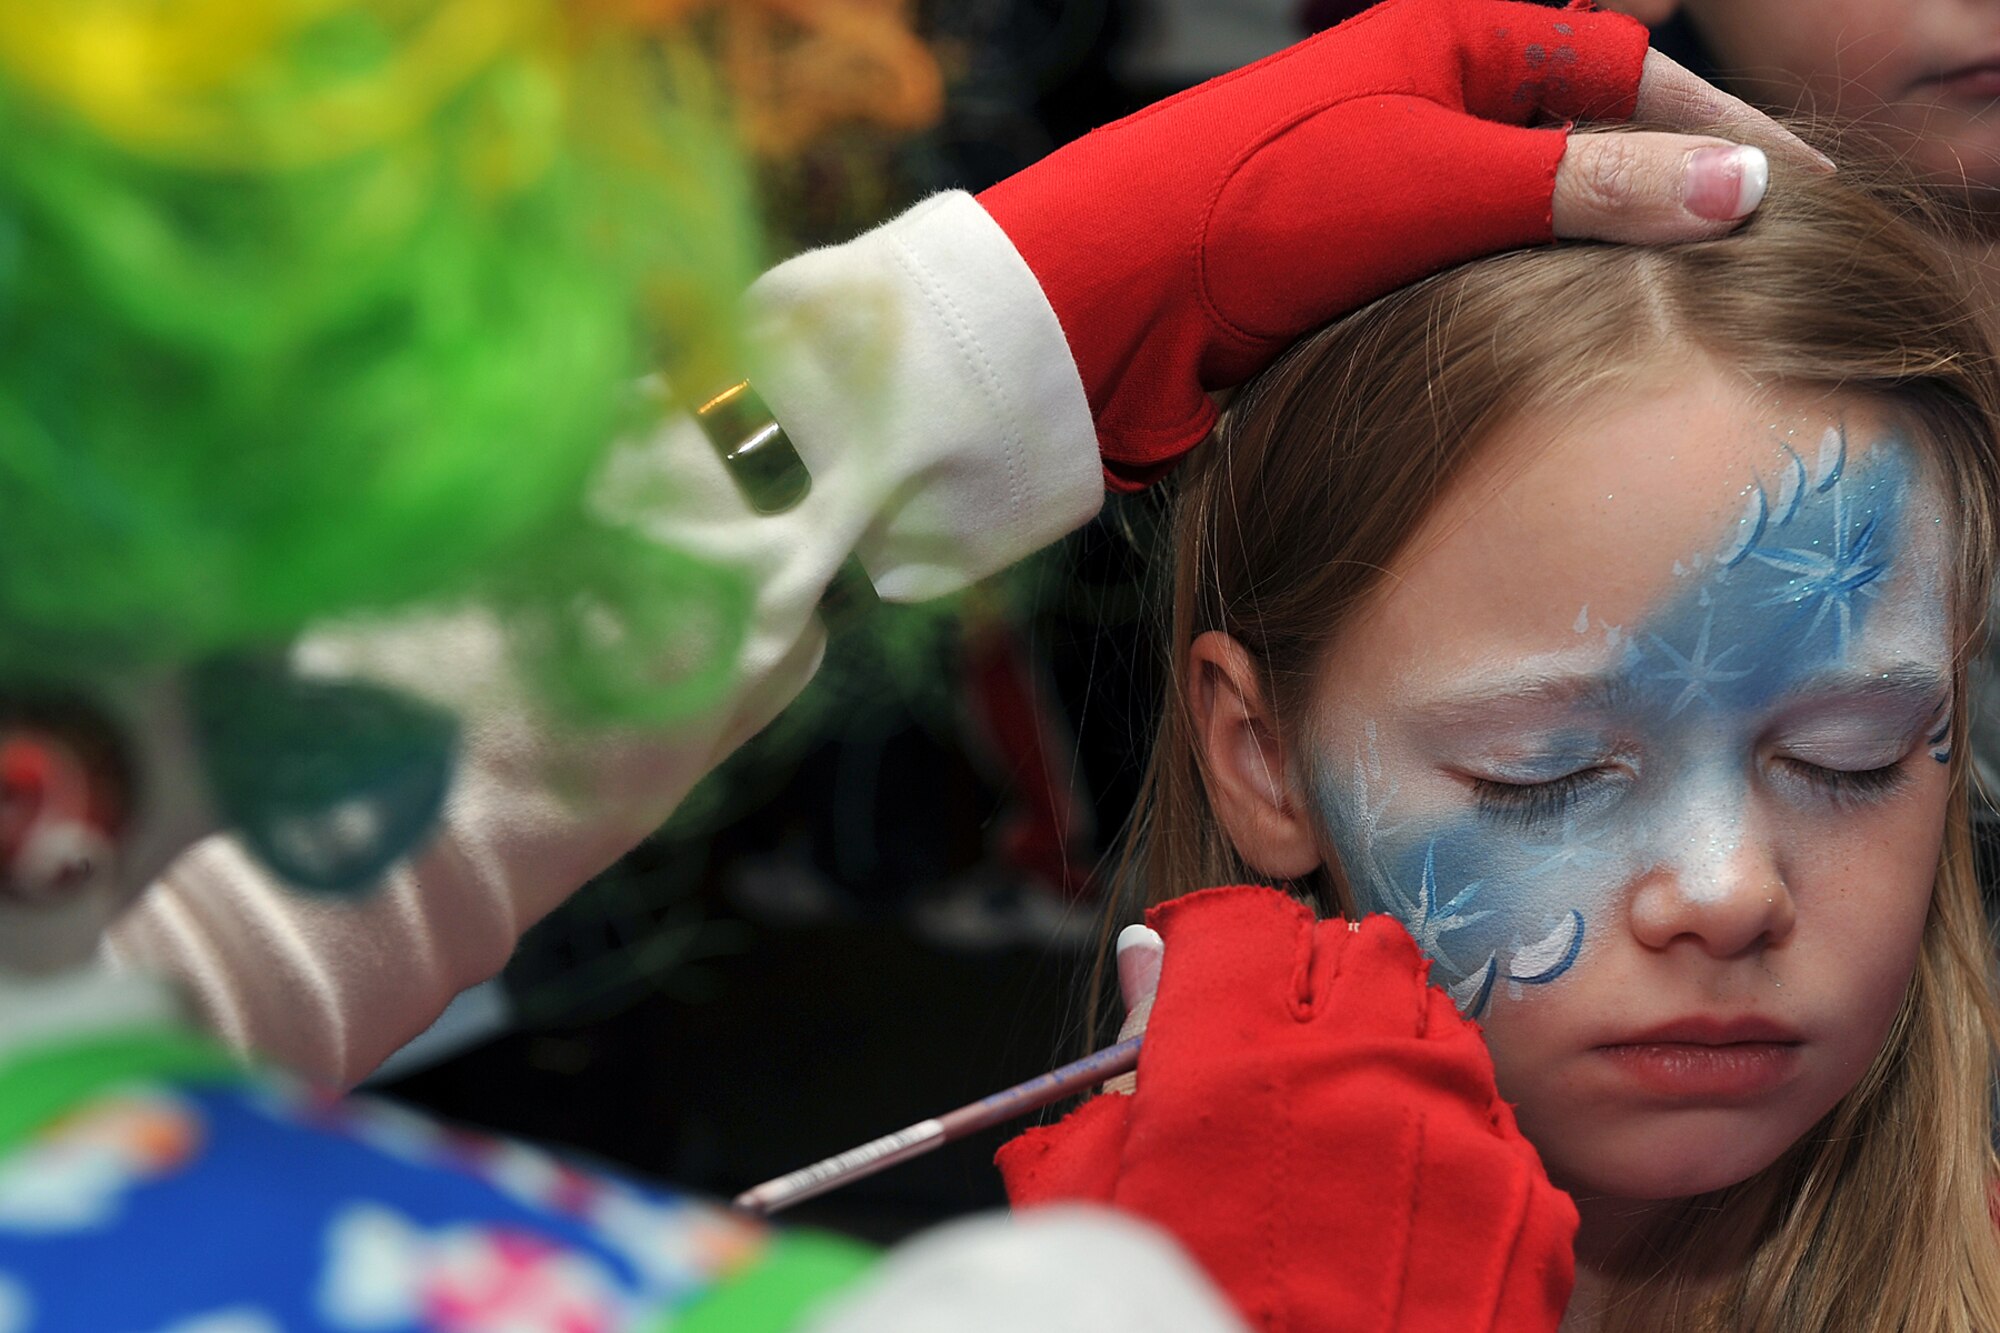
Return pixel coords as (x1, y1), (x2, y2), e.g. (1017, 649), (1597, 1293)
(751, 191), (1101, 601)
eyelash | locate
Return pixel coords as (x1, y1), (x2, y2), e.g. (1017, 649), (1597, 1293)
(1777, 757), (1911, 806)
(1472, 770), (1615, 830)
(1473, 754), (1914, 829)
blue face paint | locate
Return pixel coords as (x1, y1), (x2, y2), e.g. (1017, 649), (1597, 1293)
(1314, 427), (1948, 1018)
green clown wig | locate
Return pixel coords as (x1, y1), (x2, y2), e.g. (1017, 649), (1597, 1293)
(0, 0), (764, 723)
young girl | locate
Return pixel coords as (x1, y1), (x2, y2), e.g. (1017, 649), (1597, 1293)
(1002, 156), (2000, 1329)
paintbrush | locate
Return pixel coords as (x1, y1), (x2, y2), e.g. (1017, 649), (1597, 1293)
(732, 1035), (1143, 1216)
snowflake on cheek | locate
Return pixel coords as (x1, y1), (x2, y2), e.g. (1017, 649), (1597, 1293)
(1506, 910), (1585, 986)
(1522, 811), (1615, 881)
(1450, 955), (1500, 1019)
(1348, 722), (1409, 851)
(1383, 842), (1490, 979)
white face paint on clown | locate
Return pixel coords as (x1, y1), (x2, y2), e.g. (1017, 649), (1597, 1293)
(1204, 359), (1956, 1205)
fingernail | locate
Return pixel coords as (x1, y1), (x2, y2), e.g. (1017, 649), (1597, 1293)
(1684, 145), (1770, 221)
(1116, 923), (1164, 1008)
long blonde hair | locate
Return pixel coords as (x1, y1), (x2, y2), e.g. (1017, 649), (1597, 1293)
(1121, 156), (2000, 1328)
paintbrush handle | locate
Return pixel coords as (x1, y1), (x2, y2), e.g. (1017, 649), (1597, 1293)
(733, 1036), (1144, 1217)
(936, 1035), (1144, 1138)
(733, 1118), (951, 1216)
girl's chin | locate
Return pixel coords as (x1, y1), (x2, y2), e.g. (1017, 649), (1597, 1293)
(1548, 1137), (1790, 1204)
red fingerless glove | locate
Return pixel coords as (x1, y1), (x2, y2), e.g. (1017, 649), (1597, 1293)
(998, 886), (1577, 1333)
(976, 0), (1647, 490)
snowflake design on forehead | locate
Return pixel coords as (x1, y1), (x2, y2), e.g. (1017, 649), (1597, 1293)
(1705, 423), (1891, 661)
(1748, 480), (1886, 657)
(1647, 610), (1753, 717)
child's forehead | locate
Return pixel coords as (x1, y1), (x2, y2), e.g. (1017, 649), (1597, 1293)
(1335, 374), (1950, 685)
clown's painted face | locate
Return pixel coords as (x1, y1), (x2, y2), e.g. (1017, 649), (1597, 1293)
(1307, 362), (1955, 1201)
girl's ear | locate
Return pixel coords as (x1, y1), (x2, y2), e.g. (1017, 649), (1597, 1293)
(1596, 0), (1680, 24)
(1186, 631), (1324, 879)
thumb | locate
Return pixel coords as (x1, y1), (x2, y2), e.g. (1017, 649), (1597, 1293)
(1553, 132), (1769, 244)
(1103, 923), (1164, 1094)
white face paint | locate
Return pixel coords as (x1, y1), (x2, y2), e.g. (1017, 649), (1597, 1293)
(1317, 423), (1948, 1017)
(1300, 369), (1954, 1202)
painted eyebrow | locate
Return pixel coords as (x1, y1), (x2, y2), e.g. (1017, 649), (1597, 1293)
(1777, 662), (1950, 706)
(1410, 671), (1639, 726)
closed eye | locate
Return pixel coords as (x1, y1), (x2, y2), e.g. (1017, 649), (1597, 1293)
(1774, 756), (1910, 806)
(1470, 768), (1626, 830)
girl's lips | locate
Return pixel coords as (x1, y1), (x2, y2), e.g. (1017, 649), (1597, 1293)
(1594, 1016), (1804, 1100)
(1595, 1042), (1801, 1100)
(1923, 60), (2000, 100)
(1606, 1015), (1803, 1046)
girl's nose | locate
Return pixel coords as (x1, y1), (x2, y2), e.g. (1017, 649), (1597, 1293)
(1628, 827), (1798, 959)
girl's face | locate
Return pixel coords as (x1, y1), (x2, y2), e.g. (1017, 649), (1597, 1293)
(1305, 363), (1955, 1201)
(1648, 0), (2000, 200)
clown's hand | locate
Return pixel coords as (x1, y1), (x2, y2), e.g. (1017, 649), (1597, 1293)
(976, 0), (1823, 490)
(997, 886), (1577, 1333)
